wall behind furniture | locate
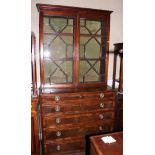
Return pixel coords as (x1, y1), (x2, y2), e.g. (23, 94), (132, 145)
(31, 0), (123, 87)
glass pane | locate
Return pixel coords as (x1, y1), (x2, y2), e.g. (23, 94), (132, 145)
(79, 60), (101, 82)
(80, 27), (89, 34)
(80, 36), (91, 45)
(47, 36), (67, 59)
(43, 35), (55, 45)
(79, 18), (105, 83)
(80, 45), (85, 57)
(61, 36), (73, 45)
(44, 60), (73, 84)
(43, 17), (54, 33)
(68, 19), (73, 26)
(67, 45), (73, 58)
(63, 26), (73, 33)
(80, 19), (102, 59)
(80, 18), (85, 26)
(49, 18), (67, 32)
(86, 20), (101, 34)
(85, 38), (100, 58)
(43, 16), (74, 84)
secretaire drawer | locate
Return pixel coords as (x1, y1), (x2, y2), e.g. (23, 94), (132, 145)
(42, 112), (114, 128)
(40, 93), (82, 103)
(40, 91), (115, 104)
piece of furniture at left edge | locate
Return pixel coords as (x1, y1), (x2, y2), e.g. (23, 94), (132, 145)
(31, 97), (40, 155)
(31, 32), (40, 155)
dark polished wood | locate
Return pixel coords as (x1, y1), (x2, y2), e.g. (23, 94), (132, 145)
(39, 90), (116, 155)
(118, 57), (123, 92)
(31, 32), (40, 155)
(111, 43), (123, 132)
(90, 131), (123, 155)
(31, 32), (37, 96)
(37, 4), (113, 14)
(37, 4), (115, 155)
(31, 97), (40, 155)
(112, 43), (123, 92)
(114, 93), (123, 131)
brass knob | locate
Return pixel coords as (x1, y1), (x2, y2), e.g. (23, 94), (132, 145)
(55, 105), (60, 112)
(55, 118), (61, 124)
(56, 131), (61, 137)
(55, 96), (60, 101)
(99, 126), (103, 131)
(56, 145), (61, 151)
(100, 103), (105, 108)
(100, 93), (104, 98)
(99, 114), (104, 120)
(79, 95), (82, 98)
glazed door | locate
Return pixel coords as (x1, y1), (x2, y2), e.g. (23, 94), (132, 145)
(78, 14), (110, 87)
(40, 11), (77, 89)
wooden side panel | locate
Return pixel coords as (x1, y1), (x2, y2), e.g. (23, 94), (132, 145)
(31, 98), (40, 155)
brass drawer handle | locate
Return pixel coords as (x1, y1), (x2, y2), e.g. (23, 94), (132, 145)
(55, 118), (61, 124)
(100, 103), (105, 108)
(56, 131), (61, 137)
(55, 96), (60, 101)
(55, 105), (60, 112)
(99, 114), (104, 120)
(100, 93), (104, 98)
(56, 145), (61, 151)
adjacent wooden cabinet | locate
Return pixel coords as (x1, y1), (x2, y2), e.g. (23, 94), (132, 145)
(112, 43), (123, 131)
(37, 4), (115, 155)
(31, 32), (40, 155)
(115, 93), (123, 131)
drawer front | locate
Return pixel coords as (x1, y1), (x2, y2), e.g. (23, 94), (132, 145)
(80, 91), (115, 100)
(43, 120), (113, 141)
(40, 93), (82, 102)
(43, 121), (113, 141)
(44, 140), (85, 155)
(42, 112), (114, 128)
(41, 99), (115, 116)
(82, 99), (115, 111)
(40, 91), (115, 104)
(82, 100), (115, 111)
(84, 123), (113, 135)
(41, 104), (82, 115)
(43, 127), (83, 141)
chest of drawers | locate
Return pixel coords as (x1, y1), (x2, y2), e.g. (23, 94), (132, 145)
(39, 90), (116, 155)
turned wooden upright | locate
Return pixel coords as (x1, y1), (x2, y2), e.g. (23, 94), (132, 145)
(31, 32), (40, 155)
(112, 43), (123, 92)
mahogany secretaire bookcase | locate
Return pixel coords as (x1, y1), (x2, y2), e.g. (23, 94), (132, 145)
(37, 4), (116, 155)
